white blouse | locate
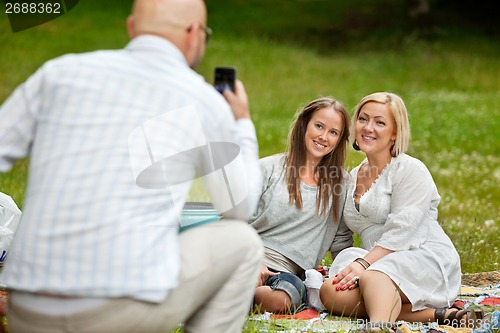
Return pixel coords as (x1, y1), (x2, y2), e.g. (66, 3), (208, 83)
(331, 153), (461, 310)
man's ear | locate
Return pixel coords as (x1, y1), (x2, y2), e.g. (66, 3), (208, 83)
(185, 24), (198, 46)
(183, 24), (199, 61)
(126, 15), (136, 38)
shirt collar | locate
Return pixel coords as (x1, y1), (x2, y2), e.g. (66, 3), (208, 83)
(125, 34), (188, 66)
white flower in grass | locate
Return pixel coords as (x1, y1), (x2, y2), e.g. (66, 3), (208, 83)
(484, 220), (495, 227)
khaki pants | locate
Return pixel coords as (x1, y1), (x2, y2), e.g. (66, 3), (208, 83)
(8, 221), (263, 333)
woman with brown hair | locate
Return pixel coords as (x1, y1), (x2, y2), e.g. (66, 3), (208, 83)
(249, 97), (353, 313)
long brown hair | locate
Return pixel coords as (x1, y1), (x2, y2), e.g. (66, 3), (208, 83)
(284, 97), (350, 223)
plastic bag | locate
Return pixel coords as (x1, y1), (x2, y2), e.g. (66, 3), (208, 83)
(0, 192), (22, 266)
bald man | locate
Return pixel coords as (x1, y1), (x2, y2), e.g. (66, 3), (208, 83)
(1, 0), (264, 332)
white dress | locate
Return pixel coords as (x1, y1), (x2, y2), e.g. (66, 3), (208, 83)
(330, 153), (461, 311)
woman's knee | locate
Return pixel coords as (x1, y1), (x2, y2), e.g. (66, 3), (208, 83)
(320, 278), (355, 314)
(320, 278), (338, 312)
(254, 288), (291, 313)
(320, 278), (366, 318)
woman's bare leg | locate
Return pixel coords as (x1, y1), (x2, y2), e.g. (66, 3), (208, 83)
(253, 286), (291, 313)
(320, 277), (368, 319)
(397, 304), (436, 322)
(359, 271), (402, 322)
(321, 271), (467, 327)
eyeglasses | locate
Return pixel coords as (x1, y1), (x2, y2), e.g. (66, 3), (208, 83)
(200, 25), (212, 44)
(187, 24), (212, 44)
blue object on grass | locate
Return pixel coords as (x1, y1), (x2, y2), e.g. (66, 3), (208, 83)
(179, 202), (220, 232)
(473, 310), (500, 333)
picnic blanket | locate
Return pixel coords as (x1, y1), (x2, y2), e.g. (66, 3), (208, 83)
(246, 270), (500, 333)
(454, 284), (500, 308)
(248, 311), (500, 333)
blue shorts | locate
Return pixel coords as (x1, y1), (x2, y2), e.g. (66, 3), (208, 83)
(265, 270), (307, 312)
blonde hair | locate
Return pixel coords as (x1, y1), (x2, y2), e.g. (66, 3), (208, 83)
(351, 92), (410, 157)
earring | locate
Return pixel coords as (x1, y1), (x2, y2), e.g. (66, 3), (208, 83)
(353, 140), (360, 151)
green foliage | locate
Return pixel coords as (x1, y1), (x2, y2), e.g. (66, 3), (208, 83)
(0, 0), (498, 279)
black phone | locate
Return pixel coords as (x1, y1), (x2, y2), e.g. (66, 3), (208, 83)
(214, 66), (236, 94)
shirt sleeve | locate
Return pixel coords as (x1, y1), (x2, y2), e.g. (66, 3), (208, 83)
(329, 215), (354, 259)
(329, 174), (354, 258)
(375, 157), (438, 251)
(259, 154), (282, 192)
(0, 72), (41, 172)
(207, 117), (262, 221)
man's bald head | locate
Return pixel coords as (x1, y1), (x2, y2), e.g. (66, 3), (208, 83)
(130, 0), (206, 37)
(127, 0), (208, 68)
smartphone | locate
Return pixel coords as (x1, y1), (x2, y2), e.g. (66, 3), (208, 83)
(214, 66), (236, 94)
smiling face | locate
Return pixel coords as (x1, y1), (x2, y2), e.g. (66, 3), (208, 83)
(304, 107), (343, 164)
(355, 101), (396, 158)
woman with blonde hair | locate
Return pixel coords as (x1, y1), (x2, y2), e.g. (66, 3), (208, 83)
(320, 92), (480, 329)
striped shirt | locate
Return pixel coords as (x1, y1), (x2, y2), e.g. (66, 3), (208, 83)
(0, 35), (261, 302)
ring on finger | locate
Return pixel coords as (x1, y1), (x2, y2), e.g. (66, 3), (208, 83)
(353, 276), (360, 286)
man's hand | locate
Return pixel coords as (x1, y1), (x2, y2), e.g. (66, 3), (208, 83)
(223, 80), (250, 120)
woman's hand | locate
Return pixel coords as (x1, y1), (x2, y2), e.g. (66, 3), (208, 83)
(330, 262), (364, 291)
(257, 265), (280, 287)
(331, 247), (394, 291)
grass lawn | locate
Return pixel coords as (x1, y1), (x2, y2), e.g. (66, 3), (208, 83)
(1, 0), (498, 272)
(0, 1), (499, 331)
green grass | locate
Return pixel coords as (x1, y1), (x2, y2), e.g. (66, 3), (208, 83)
(3, 0), (497, 272)
(0, 2), (499, 329)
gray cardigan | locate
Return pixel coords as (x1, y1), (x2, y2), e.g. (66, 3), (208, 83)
(248, 154), (354, 271)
